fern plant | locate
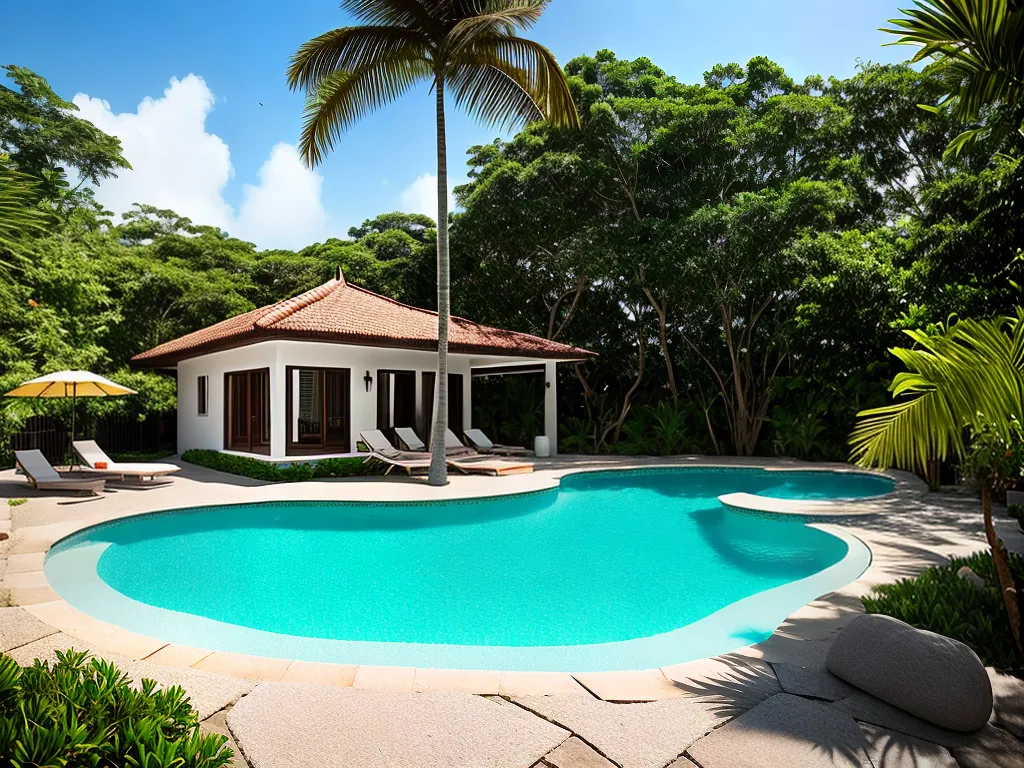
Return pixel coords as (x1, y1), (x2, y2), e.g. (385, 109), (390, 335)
(0, 650), (232, 768)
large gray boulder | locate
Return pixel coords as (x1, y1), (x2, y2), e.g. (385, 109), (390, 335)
(826, 614), (992, 732)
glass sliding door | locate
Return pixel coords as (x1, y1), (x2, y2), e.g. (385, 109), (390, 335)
(287, 367), (350, 455)
(224, 368), (271, 454)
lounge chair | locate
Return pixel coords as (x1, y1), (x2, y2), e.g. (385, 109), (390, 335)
(393, 427), (427, 452)
(463, 428), (533, 457)
(359, 430), (431, 475)
(72, 440), (180, 482)
(14, 450), (106, 495)
(442, 430), (533, 475)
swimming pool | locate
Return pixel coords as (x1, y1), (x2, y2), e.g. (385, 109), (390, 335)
(44, 468), (889, 671)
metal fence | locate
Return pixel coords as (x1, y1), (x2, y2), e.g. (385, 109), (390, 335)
(10, 413), (176, 466)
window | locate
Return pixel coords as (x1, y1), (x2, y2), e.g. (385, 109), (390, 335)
(197, 375), (208, 417)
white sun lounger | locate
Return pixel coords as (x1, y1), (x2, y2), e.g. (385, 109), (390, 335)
(14, 449), (106, 495)
(73, 440), (180, 482)
(359, 430), (431, 475)
(396, 426), (474, 456)
(463, 428), (533, 457)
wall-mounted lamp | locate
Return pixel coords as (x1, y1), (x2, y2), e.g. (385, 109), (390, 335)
(364, 370), (373, 392)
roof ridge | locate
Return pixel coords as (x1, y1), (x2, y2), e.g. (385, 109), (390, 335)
(255, 278), (343, 329)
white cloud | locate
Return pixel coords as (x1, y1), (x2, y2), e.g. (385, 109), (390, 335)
(400, 172), (455, 222)
(73, 75), (331, 249)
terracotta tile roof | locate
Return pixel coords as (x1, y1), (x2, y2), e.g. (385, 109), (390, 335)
(132, 274), (594, 367)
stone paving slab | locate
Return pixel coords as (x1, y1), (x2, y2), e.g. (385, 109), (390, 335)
(7, 631), (252, 719)
(0, 606), (59, 652)
(833, 692), (979, 748)
(512, 694), (724, 768)
(858, 724), (957, 768)
(663, 653), (782, 717)
(572, 669), (684, 701)
(541, 736), (616, 768)
(770, 661), (858, 702)
(227, 684), (569, 768)
(990, 666), (1024, 739)
(686, 693), (872, 768)
(950, 724), (1024, 768)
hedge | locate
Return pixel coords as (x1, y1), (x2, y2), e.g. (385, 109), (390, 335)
(181, 449), (383, 482)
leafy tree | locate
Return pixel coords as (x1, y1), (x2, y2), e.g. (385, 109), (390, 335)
(287, 0), (579, 485)
(0, 65), (130, 202)
(348, 210), (436, 240)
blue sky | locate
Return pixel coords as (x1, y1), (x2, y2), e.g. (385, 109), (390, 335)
(5, 0), (911, 249)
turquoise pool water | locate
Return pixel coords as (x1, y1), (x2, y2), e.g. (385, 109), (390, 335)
(44, 468), (888, 670)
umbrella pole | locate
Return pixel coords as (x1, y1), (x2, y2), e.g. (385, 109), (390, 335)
(70, 383), (77, 469)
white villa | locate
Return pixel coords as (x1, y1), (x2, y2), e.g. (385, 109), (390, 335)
(133, 270), (593, 460)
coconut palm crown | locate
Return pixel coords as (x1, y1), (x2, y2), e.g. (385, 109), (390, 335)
(287, 0), (579, 485)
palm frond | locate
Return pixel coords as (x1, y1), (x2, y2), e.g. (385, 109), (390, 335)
(0, 168), (50, 258)
(850, 313), (1024, 470)
(287, 26), (430, 91)
(341, 0), (440, 31)
(444, 1), (548, 52)
(299, 55), (432, 166)
(449, 35), (579, 129)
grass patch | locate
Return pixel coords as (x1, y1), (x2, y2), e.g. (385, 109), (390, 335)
(862, 550), (1024, 672)
(181, 449), (383, 482)
(0, 649), (232, 767)
(7, 498), (26, 507)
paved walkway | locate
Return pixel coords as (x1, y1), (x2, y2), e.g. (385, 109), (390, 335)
(1, 456), (1023, 767)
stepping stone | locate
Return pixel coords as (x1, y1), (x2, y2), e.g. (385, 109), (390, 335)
(0, 606), (59, 652)
(826, 614), (992, 731)
(7, 632), (252, 719)
(686, 693), (872, 768)
(514, 693), (724, 768)
(771, 662), (858, 702)
(228, 685), (569, 768)
(858, 724), (957, 767)
(542, 737), (615, 768)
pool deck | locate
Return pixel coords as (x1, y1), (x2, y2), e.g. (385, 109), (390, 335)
(1, 454), (1023, 767)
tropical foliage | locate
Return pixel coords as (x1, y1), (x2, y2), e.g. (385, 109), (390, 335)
(882, 0), (1024, 155)
(287, 0), (578, 485)
(851, 313), (1024, 663)
(181, 449), (382, 481)
(863, 550), (1024, 672)
(0, 650), (232, 767)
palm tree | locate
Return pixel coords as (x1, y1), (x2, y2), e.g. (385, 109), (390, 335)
(288, 0), (579, 485)
(881, 0), (1024, 155)
(0, 165), (50, 260)
(850, 312), (1024, 662)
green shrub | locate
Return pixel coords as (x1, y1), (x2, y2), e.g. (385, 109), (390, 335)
(110, 448), (175, 463)
(181, 449), (381, 482)
(862, 551), (1024, 672)
(0, 650), (232, 767)
(7, 499), (26, 507)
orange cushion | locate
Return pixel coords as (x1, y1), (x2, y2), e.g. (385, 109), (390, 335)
(94, 461), (108, 469)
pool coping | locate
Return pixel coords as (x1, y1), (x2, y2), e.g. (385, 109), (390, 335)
(4, 456), (928, 698)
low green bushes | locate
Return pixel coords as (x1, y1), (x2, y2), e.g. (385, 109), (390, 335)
(0, 650), (232, 767)
(181, 449), (382, 482)
(862, 551), (1024, 672)
(110, 448), (175, 463)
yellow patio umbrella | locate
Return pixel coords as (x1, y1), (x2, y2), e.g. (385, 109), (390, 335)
(4, 370), (137, 441)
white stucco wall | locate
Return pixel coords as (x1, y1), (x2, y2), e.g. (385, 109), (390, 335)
(176, 340), (478, 459)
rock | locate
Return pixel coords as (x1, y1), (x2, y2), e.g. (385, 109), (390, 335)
(825, 614), (992, 732)
(956, 566), (986, 590)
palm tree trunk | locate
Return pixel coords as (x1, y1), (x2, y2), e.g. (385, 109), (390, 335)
(428, 74), (450, 487)
(982, 484), (1024, 663)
